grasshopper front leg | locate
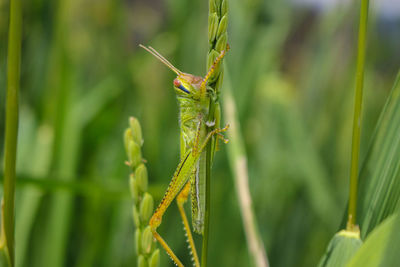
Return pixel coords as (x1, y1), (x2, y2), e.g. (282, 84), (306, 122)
(149, 125), (229, 267)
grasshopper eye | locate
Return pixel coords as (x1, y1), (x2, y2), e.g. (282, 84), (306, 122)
(174, 79), (190, 94)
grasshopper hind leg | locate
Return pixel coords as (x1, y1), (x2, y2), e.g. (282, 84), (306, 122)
(177, 181), (200, 267)
(151, 231), (184, 267)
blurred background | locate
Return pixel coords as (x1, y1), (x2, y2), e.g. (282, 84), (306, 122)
(0, 0), (399, 266)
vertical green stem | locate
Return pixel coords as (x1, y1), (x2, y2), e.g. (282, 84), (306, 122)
(3, 0), (22, 265)
(202, 0), (228, 264)
(201, 97), (217, 267)
(347, 0), (369, 230)
(201, 140), (212, 267)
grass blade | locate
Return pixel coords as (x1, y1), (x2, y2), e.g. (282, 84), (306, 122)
(2, 0), (22, 265)
(223, 67), (269, 267)
(357, 72), (400, 238)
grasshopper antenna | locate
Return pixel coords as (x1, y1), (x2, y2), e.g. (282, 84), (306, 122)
(139, 44), (182, 75)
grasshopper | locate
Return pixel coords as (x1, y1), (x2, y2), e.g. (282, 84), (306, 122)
(139, 44), (229, 267)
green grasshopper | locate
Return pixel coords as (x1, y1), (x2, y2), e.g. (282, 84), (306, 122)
(139, 44), (229, 267)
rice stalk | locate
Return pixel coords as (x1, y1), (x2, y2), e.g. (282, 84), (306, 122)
(1, 0), (22, 265)
(347, 0), (370, 230)
(202, 0), (229, 265)
(124, 117), (159, 267)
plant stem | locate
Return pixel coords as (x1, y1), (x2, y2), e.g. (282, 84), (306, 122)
(3, 0), (22, 265)
(202, 91), (218, 267)
(202, 0), (228, 264)
(347, 0), (369, 230)
(201, 140), (212, 267)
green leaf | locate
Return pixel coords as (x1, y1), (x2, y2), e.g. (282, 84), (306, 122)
(318, 230), (362, 267)
(380, 210), (400, 267)
(356, 71), (400, 238)
(347, 213), (399, 267)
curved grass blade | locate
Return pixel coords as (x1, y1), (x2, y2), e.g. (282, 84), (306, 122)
(356, 71), (400, 238)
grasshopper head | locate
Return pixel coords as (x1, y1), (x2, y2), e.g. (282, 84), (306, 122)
(139, 44), (206, 100)
(173, 74), (204, 99)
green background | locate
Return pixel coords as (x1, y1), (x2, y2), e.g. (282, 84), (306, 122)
(0, 0), (399, 266)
